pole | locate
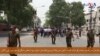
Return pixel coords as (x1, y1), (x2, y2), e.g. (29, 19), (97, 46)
(84, 3), (96, 30)
(69, 17), (72, 28)
(68, 11), (72, 28)
(94, 12), (97, 28)
(89, 7), (92, 30)
(94, 12), (97, 34)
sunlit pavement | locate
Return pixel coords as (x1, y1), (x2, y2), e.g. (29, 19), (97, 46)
(0, 32), (100, 56)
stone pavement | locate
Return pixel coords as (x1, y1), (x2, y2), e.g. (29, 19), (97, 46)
(0, 33), (99, 47)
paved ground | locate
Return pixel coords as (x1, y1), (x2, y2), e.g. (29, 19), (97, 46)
(0, 32), (100, 56)
(0, 31), (31, 37)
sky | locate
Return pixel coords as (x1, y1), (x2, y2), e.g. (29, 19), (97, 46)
(31, 0), (100, 26)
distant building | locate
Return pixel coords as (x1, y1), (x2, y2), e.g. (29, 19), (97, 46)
(85, 6), (100, 34)
(33, 15), (41, 28)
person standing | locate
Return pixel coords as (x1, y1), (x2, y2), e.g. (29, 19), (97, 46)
(7, 25), (21, 56)
(33, 28), (38, 43)
(75, 30), (79, 39)
(79, 28), (82, 37)
(98, 32), (100, 46)
(87, 29), (95, 48)
(40, 28), (44, 37)
(66, 28), (74, 47)
(51, 28), (56, 44)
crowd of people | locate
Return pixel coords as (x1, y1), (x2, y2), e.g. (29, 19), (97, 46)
(7, 26), (100, 56)
(39, 28), (68, 37)
(31, 27), (100, 48)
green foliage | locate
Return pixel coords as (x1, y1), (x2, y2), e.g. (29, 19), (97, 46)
(71, 2), (86, 27)
(0, 16), (7, 23)
(18, 5), (35, 27)
(46, 1), (86, 28)
(46, 0), (70, 27)
(0, 0), (5, 10)
(0, 0), (36, 28)
(7, 4), (35, 28)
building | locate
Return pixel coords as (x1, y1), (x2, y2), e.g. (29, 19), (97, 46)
(33, 15), (41, 28)
(85, 6), (100, 34)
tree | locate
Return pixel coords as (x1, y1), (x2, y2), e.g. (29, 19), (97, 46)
(4, 0), (33, 20)
(70, 2), (86, 27)
(0, 16), (7, 23)
(0, 0), (5, 11)
(46, 0), (70, 28)
(7, 4), (35, 28)
(46, 1), (86, 28)
(0, 0), (36, 28)
(43, 18), (51, 27)
(17, 5), (35, 28)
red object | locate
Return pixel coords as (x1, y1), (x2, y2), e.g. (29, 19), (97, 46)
(0, 23), (9, 31)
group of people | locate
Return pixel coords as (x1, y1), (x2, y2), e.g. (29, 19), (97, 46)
(39, 28), (67, 37)
(33, 27), (100, 48)
(7, 25), (100, 56)
(33, 27), (71, 44)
